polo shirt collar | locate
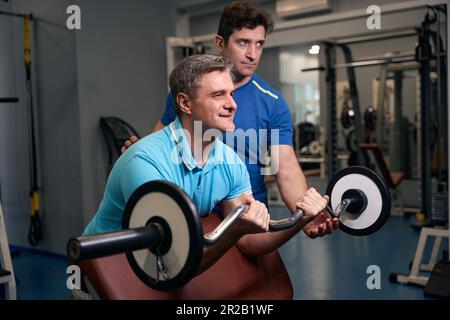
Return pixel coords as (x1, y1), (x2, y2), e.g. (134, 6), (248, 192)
(168, 117), (220, 172)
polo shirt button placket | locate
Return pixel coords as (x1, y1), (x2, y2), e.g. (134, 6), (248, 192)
(177, 141), (183, 158)
(196, 171), (203, 191)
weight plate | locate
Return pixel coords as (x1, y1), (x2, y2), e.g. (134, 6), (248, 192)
(326, 166), (391, 236)
(122, 180), (203, 291)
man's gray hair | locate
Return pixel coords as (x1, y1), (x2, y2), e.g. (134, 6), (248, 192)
(169, 54), (234, 116)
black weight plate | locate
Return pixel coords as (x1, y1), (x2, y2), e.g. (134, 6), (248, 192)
(122, 180), (203, 291)
(326, 166), (391, 236)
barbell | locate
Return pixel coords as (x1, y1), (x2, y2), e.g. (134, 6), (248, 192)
(67, 166), (390, 291)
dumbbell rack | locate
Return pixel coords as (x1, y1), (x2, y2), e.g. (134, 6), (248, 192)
(0, 201), (16, 299)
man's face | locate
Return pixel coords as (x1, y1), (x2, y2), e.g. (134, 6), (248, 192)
(218, 26), (266, 78)
(189, 70), (237, 132)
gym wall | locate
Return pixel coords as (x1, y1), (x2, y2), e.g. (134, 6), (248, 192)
(0, 0), (168, 254)
(0, 0), (83, 254)
(75, 0), (166, 236)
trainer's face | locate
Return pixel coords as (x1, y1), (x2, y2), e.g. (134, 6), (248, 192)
(216, 26), (266, 78)
(189, 70), (237, 132)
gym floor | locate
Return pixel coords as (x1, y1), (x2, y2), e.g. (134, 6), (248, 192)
(4, 206), (445, 300)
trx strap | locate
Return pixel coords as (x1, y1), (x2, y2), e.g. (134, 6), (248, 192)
(24, 15), (42, 246)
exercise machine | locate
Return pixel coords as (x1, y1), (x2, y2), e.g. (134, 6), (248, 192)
(389, 6), (449, 295)
(0, 201), (16, 300)
(99, 117), (140, 175)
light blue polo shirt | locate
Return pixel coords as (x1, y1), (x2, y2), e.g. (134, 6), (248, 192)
(161, 74), (293, 206)
(83, 117), (252, 235)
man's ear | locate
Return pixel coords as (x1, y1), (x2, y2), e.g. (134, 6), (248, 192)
(176, 93), (192, 115)
(214, 35), (225, 53)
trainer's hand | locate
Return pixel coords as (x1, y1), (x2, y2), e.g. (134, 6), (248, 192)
(303, 211), (339, 239)
(120, 135), (139, 154)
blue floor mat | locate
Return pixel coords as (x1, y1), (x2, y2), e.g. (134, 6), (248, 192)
(8, 247), (71, 300)
(271, 206), (446, 299)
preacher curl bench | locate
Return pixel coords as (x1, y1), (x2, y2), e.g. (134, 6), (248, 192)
(69, 166), (390, 299)
(72, 213), (293, 300)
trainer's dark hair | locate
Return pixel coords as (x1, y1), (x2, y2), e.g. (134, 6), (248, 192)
(218, 1), (274, 44)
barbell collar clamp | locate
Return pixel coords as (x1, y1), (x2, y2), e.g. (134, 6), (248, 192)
(326, 199), (351, 218)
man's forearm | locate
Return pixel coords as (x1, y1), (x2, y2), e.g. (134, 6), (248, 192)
(276, 170), (307, 213)
(236, 218), (308, 256)
(232, 145), (309, 257)
(275, 146), (308, 212)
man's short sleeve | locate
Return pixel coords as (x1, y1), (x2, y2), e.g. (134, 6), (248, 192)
(268, 95), (293, 146)
(160, 93), (176, 126)
(223, 155), (253, 201)
(119, 155), (165, 202)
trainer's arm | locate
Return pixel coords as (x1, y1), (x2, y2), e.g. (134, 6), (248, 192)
(273, 144), (308, 213)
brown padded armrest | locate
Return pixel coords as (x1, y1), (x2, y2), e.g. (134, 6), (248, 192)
(390, 172), (404, 188)
(77, 214), (293, 300)
(359, 143), (404, 189)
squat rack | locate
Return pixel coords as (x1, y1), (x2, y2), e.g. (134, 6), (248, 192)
(304, 6), (447, 220)
(303, 37), (420, 178)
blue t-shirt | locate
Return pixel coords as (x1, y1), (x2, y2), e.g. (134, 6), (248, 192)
(161, 74), (293, 205)
(83, 117), (252, 235)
